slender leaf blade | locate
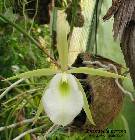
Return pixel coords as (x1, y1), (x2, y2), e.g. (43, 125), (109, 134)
(4, 68), (59, 81)
(76, 78), (95, 125)
(33, 100), (44, 124)
(108, 115), (130, 140)
(67, 67), (128, 79)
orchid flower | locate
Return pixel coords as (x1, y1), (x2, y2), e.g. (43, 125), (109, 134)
(42, 73), (83, 126)
(3, 10), (127, 128)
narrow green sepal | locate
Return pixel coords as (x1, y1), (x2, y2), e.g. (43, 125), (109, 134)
(4, 68), (59, 81)
(76, 78), (95, 125)
(67, 67), (128, 80)
(57, 10), (70, 71)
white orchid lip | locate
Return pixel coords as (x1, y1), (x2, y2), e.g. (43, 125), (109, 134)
(58, 79), (70, 97)
(42, 73), (84, 126)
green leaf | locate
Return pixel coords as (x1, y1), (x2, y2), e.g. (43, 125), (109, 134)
(108, 114), (130, 140)
(33, 100), (44, 124)
(121, 115), (130, 140)
(67, 67), (128, 80)
(76, 78), (95, 125)
(4, 68), (59, 81)
(57, 10), (70, 71)
(33, 80), (51, 124)
(24, 134), (31, 140)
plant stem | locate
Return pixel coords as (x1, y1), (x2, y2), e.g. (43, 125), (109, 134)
(0, 78), (25, 100)
(13, 124), (46, 140)
(44, 124), (58, 139)
(0, 116), (46, 132)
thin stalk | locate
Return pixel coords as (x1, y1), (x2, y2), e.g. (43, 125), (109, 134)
(13, 124), (46, 140)
(28, 0), (39, 33)
(0, 116), (46, 132)
(0, 78), (24, 100)
(2, 88), (43, 105)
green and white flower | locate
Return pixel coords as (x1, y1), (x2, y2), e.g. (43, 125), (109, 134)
(42, 73), (84, 126)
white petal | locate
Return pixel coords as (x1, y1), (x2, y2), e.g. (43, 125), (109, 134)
(67, 74), (79, 90)
(42, 73), (83, 126)
(49, 73), (62, 89)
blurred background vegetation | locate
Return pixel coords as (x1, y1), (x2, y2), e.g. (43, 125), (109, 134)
(0, 0), (135, 140)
